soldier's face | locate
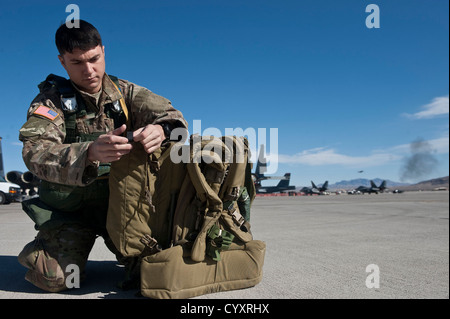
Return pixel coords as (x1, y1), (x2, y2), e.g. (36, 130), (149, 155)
(58, 45), (106, 94)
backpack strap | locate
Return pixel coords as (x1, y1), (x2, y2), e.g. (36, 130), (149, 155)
(218, 136), (253, 243)
(38, 74), (87, 143)
(187, 163), (224, 262)
(107, 75), (130, 127)
(186, 135), (232, 262)
(219, 136), (247, 200)
(186, 135), (257, 261)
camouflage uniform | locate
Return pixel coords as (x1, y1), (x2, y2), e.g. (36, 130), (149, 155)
(17, 73), (187, 292)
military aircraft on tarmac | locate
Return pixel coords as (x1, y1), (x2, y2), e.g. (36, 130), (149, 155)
(255, 173), (296, 194)
(0, 137), (40, 199)
(6, 170), (40, 196)
(0, 137), (22, 204)
(253, 145), (296, 194)
(300, 181), (329, 195)
(354, 180), (387, 194)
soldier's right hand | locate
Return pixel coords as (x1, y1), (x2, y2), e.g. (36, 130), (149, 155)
(87, 124), (133, 163)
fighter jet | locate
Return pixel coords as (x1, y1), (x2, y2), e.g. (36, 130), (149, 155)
(253, 145), (296, 194)
(355, 180), (387, 194)
(255, 173), (296, 194)
(300, 181), (329, 195)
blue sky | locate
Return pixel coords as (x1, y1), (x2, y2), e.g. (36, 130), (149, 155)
(0, 0), (448, 187)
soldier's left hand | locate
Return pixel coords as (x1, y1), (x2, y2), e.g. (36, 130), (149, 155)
(133, 124), (165, 154)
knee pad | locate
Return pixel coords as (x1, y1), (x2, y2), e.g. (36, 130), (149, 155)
(18, 240), (66, 292)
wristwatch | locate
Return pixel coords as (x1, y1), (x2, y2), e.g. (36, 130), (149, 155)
(159, 122), (172, 140)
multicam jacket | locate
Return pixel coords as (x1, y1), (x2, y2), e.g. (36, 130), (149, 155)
(19, 73), (187, 187)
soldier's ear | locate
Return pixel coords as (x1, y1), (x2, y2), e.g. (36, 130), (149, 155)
(58, 55), (67, 70)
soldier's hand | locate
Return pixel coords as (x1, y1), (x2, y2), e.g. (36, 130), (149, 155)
(132, 124), (165, 154)
(87, 124), (133, 163)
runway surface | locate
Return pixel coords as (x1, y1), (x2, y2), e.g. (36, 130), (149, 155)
(0, 191), (448, 299)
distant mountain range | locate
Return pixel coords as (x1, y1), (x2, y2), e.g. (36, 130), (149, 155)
(302, 176), (449, 191)
(393, 176), (449, 191)
(328, 178), (409, 190)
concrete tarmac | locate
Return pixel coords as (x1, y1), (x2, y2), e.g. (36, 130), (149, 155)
(0, 191), (448, 299)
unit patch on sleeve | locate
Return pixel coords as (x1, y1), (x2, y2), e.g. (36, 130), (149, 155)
(33, 105), (59, 121)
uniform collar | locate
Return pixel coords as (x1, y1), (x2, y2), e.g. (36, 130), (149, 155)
(70, 73), (123, 111)
(102, 73), (123, 103)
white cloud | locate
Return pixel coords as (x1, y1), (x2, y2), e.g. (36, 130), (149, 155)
(277, 148), (400, 167)
(390, 136), (449, 155)
(10, 142), (22, 147)
(276, 136), (449, 167)
(430, 136), (450, 154)
(405, 95), (449, 119)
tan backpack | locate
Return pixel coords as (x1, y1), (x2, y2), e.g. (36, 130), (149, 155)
(106, 134), (266, 299)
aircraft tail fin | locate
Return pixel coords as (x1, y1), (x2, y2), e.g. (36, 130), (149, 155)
(370, 180), (377, 188)
(254, 144), (267, 180)
(379, 180), (387, 190)
(322, 181), (329, 191)
(311, 181), (317, 189)
(277, 173), (291, 188)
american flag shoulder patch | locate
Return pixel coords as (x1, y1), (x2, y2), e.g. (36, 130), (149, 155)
(33, 105), (59, 121)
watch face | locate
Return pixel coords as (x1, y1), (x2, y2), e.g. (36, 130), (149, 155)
(161, 123), (171, 138)
(127, 131), (134, 142)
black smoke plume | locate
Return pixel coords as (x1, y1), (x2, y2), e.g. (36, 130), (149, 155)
(400, 138), (438, 182)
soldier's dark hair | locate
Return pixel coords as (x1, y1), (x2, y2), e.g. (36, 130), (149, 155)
(55, 20), (102, 55)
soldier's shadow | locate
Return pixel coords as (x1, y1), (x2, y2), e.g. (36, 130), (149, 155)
(0, 255), (141, 299)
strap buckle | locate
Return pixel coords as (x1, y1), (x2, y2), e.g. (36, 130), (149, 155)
(227, 204), (245, 228)
(140, 234), (162, 256)
(225, 201), (250, 232)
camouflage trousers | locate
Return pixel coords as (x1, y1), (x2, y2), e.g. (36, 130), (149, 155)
(17, 223), (127, 293)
